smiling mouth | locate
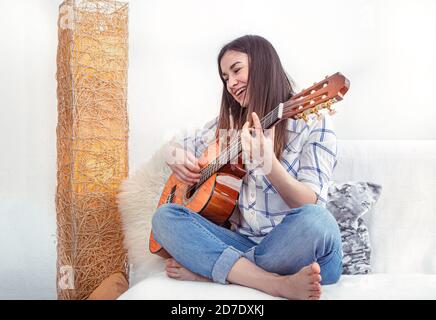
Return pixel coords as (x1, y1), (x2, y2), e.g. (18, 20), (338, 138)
(235, 87), (246, 98)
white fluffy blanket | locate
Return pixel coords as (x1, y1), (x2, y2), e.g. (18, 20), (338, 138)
(117, 143), (172, 285)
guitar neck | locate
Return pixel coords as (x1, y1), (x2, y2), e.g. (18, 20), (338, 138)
(196, 72), (350, 186)
(225, 103), (284, 159)
(198, 104), (284, 185)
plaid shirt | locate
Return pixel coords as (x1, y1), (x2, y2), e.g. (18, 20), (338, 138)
(179, 114), (337, 244)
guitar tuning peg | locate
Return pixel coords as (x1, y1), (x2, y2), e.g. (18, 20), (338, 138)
(310, 108), (324, 121)
(324, 101), (336, 115)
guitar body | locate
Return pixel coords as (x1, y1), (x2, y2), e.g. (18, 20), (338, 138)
(149, 144), (246, 258)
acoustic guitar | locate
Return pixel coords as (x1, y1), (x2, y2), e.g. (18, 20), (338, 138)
(149, 72), (350, 258)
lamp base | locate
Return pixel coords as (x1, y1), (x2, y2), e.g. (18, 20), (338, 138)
(87, 272), (129, 300)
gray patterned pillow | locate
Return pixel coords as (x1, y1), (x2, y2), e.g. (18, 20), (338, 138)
(326, 181), (382, 275)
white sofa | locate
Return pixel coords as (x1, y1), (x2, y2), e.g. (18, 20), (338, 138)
(118, 140), (436, 300)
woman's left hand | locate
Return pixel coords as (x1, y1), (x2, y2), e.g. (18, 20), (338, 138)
(241, 112), (276, 173)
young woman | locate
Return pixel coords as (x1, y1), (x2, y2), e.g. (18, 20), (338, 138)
(152, 35), (343, 300)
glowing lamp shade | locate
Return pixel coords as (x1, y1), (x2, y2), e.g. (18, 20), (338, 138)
(55, 0), (129, 300)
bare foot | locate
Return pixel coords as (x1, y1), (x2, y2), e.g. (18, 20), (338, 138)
(165, 258), (211, 282)
(275, 262), (322, 300)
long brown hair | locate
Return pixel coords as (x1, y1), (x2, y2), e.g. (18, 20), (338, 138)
(217, 35), (295, 160)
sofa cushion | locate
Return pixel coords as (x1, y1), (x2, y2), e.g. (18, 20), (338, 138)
(327, 181), (382, 274)
(331, 140), (436, 274)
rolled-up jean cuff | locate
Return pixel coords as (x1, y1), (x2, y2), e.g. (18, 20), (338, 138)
(243, 246), (256, 264)
(211, 246), (243, 284)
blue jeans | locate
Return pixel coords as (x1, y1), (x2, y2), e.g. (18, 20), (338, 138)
(152, 203), (343, 285)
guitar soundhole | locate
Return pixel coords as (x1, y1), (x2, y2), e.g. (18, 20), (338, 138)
(186, 184), (197, 199)
(166, 185), (177, 203)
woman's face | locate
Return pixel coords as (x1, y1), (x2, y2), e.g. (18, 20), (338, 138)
(220, 50), (249, 107)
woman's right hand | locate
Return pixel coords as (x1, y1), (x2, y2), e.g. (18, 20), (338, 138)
(164, 145), (203, 185)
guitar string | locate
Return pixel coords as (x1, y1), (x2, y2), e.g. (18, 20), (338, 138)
(200, 108), (274, 181)
(193, 106), (278, 191)
(199, 98), (333, 186)
(183, 99), (334, 198)
(185, 105), (280, 195)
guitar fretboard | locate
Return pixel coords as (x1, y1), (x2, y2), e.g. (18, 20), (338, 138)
(194, 104), (283, 189)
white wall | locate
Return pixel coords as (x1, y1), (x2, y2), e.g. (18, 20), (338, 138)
(0, 0), (59, 299)
(0, 0), (435, 299)
(129, 0), (436, 172)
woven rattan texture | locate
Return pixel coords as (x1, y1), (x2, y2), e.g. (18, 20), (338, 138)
(56, 0), (129, 300)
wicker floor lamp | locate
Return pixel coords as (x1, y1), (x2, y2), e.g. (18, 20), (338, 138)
(55, 0), (129, 300)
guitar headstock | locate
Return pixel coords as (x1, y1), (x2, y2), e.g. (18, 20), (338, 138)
(282, 72), (350, 122)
